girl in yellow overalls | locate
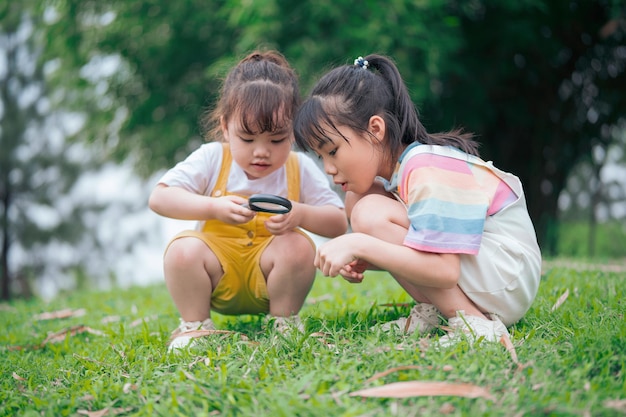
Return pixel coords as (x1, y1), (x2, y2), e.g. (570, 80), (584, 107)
(149, 51), (347, 351)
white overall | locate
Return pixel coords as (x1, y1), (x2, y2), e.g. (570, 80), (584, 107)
(394, 145), (542, 325)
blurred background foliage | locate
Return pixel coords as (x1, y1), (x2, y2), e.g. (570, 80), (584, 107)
(1, 0), (625, 299)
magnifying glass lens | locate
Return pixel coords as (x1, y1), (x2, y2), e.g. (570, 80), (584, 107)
(252, 201), (287, 211)
(248, 194), (292, 214)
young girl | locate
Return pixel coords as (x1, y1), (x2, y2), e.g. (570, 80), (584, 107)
(149, 51), (347, 351)
(293, 54), (541, 346)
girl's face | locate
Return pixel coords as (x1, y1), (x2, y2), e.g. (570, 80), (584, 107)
(313, 116), (389, 194)
(222, 114), (293, 180)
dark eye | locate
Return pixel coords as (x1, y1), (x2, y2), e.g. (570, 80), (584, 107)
(328, 148), (337, 156)
(271, 138), (287, 144)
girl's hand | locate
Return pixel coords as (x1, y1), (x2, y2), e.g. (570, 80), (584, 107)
(346, 258), (369, 274)
(338, 260), (365, 284)
(263, 201), (301, 235)
(148, 185), (255, 223)
(315, 234), (366, 278)
(340, 258), (372, 283)
(212, 195), (256, 224)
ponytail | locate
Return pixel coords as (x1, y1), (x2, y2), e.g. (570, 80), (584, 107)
(365, 54), (480, 156)
(294, 53), (480, 159)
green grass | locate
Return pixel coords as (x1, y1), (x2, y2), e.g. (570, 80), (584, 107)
(1, 262), (625, 416)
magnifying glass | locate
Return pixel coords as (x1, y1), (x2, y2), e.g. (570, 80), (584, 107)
(246, 194), (292, 214)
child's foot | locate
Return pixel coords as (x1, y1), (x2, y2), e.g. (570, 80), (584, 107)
(437, 310), (509, 347)
(376, 303), (440, 334)
(266, 314), (304, 334)
(168, 318), (215, 352)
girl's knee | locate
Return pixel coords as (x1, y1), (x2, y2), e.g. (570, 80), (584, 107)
(268, 232), (315, 264)
(164, 237), (208, 269)
(350, 194), (407, 234)
(278, 231), (313, 248)
(350, 196), (378, 233)
(289, 233), (316, 261)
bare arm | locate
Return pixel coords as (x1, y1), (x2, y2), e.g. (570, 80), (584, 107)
(291, 202), (348, 238)
(148, 184), (255, 223)
(149, 184), (348, 236)
(315, 233), (460, 289)
(262, 201), (347, 238)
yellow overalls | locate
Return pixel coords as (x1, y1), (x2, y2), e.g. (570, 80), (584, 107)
(166, 144), (313, 315)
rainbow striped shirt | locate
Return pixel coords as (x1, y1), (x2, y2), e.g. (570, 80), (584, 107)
(382, 143), (518, 255)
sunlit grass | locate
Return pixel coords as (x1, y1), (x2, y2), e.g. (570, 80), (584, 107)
(1, 262), (625, 416)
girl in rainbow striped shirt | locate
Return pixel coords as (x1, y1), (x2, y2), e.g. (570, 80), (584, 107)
(294, 54), (541, 346)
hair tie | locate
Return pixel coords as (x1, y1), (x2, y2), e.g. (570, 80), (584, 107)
(354, 56), (369, 70)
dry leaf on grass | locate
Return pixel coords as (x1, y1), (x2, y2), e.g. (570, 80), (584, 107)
(34, 308), (86, 320)
(182, 371), (197, 381)
(604, 399), (626, 412)
(499, 333), (525, 371)
(378, 302), (413, 308)
(73, 353), (107, 367)
(349, 380), (494, 400)
(42, 325), (105, 345)
(7, 325), (105, 351)
(306, 294), (333, 304)
(168, 329), (249, 345)
(12, 372), (26, 381)
(310, 332), (337, 350)
(77, 407), (133, 417)
(101, 315), (121, 324)
(364, 365), (425, 383)
(123, 382), (138, 393)
(439, 402), (456, 414)
(551, 289), (570, 311)
(129, 314), (159, 328)
(77, 409), (109, 417)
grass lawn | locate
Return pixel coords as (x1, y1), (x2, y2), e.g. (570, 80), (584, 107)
(1, 260), (625, 416)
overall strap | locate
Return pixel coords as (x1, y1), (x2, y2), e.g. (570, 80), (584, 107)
(211, 143), (232, 197)
(285, 152), (300, 202)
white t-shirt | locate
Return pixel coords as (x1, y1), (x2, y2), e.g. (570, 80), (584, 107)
(158, 142), (344, 208)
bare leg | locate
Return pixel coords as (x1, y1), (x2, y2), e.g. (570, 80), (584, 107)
(260, 232), (316, 317)
(350, 193), (487, 320)
(344, 181), (391, 218)
(163, 237), (223, 322)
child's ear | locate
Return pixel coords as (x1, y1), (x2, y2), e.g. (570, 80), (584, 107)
(368, 115), (386, 142)
(220, 116), (229, 141)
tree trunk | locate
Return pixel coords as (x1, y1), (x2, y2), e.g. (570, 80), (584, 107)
(1, 183), (11, 301)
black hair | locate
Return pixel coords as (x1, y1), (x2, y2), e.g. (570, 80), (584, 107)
(294, 54), (479, 161)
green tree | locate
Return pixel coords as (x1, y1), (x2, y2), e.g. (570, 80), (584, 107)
(45, 0), (626, 255)
(46, 0), (467, 171)
(45, 0), (240, 176)
(559, 122), (626, 257)
(432, 1), (626, 254)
